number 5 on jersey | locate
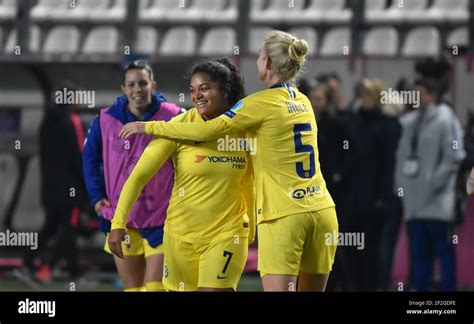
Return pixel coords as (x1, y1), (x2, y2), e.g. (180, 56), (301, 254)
(293, 123), (316, 178)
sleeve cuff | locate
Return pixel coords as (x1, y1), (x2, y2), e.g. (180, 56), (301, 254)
(144, 122), (154, 135)
(111, 220), (126, 231)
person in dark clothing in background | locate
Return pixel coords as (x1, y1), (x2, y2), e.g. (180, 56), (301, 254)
(306, 77), (358, 290)
(348, 79), (402, 291)
(13, 76), (88, 286)
(37, 94), (87, 280)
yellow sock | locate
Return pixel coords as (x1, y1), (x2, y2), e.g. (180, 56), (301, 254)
(124, 286), (146, 292)
(145, 281), (167, 292)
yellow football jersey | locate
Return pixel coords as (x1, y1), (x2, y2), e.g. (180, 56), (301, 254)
(112, 108), (255, 244)
(145, 83), (335, 223)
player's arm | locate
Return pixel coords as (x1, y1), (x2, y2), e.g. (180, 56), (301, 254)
(119, 97), (265, 142)
(144, 116), (233, 142)
(82, 116), (107, 208)
(432, 117), (465, 192)
(241, 155), (256, 245)
(111, 137), (175, 230)
(108, 137), (175, 258)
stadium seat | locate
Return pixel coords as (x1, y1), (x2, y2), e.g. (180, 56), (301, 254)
(48, 0), (111, 22)
(134, 26), (159, 55)
(362, 27), (398, 56)
(88, 0), (126, 23)
(424, 0), (469, 22)
(364, 0), (387, 20)
(365, 0), (386, 11)
(30, 0), (69, 21)
(43, 25), (80, 54)
(141, 0), (233, 24)
(140, 0), (179, 22)
(82, 27), (119, 55)
(249, 0), (268, 23)
(401, 27), (440, 57)
(11, 155), (46, 231)
(139, 0), (150, 9)
(140, 0), (197, 23)
(447, 27), (468, 49)
(198, 27), (236, 56)
(367, 0), (428, 23)
(4, 25), (41, 54)
(183, 0), (235, 23)
(320, 28), (351, 56)
(202, 0), (238, 23)
(248, 26), (273, 55)
(288, 27), (317, 57)
(397, 0), (430, 22)
(253, 0), (306, 24)
(159, 26), (197, 56)
(0, 0), (17, 21)
(292, 0), (351, 23)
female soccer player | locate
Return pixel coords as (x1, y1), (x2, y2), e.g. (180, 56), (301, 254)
(83, 60), (181, 292)
(119, 31), (338, 292)
(109, 58), (255, 292)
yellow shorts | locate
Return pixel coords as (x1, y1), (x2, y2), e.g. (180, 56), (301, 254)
(162, 233), (248, 291)
(258, 207), (338, 277)
(104, 228), (163, 258)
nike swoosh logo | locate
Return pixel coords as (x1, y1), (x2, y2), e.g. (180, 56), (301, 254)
(216, 275), (228, 280)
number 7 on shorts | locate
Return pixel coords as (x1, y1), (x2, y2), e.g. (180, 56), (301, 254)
(222, 251), (233, 274)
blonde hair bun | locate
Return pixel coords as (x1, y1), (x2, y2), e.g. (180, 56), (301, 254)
(264, 30), (309, 82)
(288, 38), (309, 64)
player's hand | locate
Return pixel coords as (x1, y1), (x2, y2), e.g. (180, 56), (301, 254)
(94, 198), (110, 216)
(119, 122), (147, 139)
(108, 229), (130, 259)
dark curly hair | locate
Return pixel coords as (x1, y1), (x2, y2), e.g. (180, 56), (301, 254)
(187, 57), (246, 107)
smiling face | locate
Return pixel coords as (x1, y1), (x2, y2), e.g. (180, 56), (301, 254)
(190, 72), (228, 120)
(121, 69), (156, 113)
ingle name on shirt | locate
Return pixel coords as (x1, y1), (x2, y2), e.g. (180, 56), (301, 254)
(286, 101), (310, 114)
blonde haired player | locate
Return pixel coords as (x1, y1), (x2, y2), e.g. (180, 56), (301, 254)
(120, 31), (338, 292)
(110, 58), (255, 291)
